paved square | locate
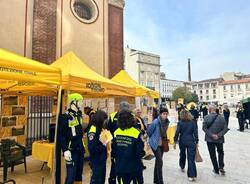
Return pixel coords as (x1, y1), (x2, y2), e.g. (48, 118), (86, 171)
(143, 117), (250, 184)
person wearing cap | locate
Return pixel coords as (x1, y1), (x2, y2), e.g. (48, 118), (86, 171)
(107, 101), (130, 184)
(58, 93), (85, 184)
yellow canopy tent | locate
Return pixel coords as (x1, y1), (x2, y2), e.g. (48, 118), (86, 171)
(0, 48), (61, 95)
(0, 49), (62, 181)
(111, 70), (160, 98)
(50, 52), (135, 97)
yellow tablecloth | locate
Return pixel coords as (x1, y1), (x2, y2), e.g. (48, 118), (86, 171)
(167, 125), (177, 145)
(32, 142), (54, 170)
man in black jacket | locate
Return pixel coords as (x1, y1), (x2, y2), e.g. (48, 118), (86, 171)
(237, 106), (245, 132)
(203, 104), (229, 175)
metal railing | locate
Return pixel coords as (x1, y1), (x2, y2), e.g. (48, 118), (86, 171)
(26, 96), (52, 154)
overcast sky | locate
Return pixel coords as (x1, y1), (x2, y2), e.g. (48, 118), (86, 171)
(124, 0), (250, 81)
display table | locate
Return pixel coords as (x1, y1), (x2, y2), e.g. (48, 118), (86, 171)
(32, 141), (54, 170)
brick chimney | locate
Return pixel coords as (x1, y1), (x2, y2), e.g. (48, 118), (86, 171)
(188, 58), (192, 82)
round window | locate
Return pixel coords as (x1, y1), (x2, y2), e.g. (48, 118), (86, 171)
(70, 0), (98, 24)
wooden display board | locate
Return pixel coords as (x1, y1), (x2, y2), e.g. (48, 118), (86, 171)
(0, 95), (28, 145)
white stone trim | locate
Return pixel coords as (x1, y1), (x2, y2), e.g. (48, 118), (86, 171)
(108, 0), (125, 9)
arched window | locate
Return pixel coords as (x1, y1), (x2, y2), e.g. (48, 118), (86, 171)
(73, 1), (92, 20)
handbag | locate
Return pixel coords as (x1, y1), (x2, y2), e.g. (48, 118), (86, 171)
(158, 120), (169, 152)
(195, 147), (203, 162)
(162, 138), (169, 152)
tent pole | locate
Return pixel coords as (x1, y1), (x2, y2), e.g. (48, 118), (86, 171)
(53, 86), (63, 184)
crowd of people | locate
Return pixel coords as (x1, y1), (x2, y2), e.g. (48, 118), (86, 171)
(59, 93), (248, 184)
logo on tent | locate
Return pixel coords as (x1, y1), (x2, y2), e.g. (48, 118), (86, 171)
(86, 82), (105, 92)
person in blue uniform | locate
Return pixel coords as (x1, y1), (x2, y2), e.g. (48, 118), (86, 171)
(111, 109), (145, 184)
(189, 105), (199, 122)
(58, 93), (85, 184)
(174, 109), (199, 182)
(84, 106), (96, 133)
(107, 101), (130, 184)
(87, 110), (109, 184)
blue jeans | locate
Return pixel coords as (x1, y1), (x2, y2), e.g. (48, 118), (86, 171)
(179, 142), (197, 178)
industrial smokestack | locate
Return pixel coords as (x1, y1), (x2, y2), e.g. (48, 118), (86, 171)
(188, 58), (191, 82)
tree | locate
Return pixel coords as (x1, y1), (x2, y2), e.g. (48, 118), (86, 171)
(172, 87), (199, 104)
(190, 93), (199, 103)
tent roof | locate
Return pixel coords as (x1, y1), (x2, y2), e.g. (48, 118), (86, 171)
(51, 52), (134, 97)
(112, 70), (160, 98)
(0, 49), (61, 94)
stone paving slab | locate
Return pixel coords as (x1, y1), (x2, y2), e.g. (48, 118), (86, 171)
(143, 117), (250, 184)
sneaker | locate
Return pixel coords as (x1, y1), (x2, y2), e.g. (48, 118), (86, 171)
(219, 168), (226, 175)
(188, 178), (195, 182)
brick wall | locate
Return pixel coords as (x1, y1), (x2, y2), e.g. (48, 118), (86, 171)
(108, 5), (124, 78)
(32, 0), (57, 64)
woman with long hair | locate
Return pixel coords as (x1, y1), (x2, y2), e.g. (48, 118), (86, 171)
(111, 109), (145, 184)
(87, 110), (108, 184)
(174, 110), (198, 182)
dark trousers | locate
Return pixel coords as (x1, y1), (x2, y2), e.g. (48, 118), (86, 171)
(152, 146), (164, 184)
(108, 158), (116, 184)
(90, 162), (106, 184)
(118, 172), (143, 184)
(225, 117), (229, 126)
(179, 142), (197, 178)
(132, 170), (144, 184)
(207, 142), (224, 173)
(65, 150), (84, 184)
(238, 118), (244, 131)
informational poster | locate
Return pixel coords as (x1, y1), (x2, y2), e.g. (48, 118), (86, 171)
(3, 96), (18, 105)
(12, 106), (26, 116)
(1, 116), (17, 127)
(178, 98), (184, 105)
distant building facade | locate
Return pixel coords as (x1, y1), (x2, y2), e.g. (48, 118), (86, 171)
(160, 72), (185, 101)
(190, 72), (250, 104)
(124, 47), (161, 91)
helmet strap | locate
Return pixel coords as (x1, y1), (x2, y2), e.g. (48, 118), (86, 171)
(70, 101), (79, 112)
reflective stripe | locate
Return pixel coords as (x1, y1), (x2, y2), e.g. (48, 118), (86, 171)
(88, 125), (97, 133)
(117, 177), (123, 184)
(69, 118), (79, 127)
(67, 111), (82, 126)
(89, 110), (96, 116)
(68, 141), (71, 150)
(110, 112), (117, 122)
(114, 127), (140, 139)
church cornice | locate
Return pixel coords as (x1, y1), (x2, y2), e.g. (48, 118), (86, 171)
(108, 0), (125, 9)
